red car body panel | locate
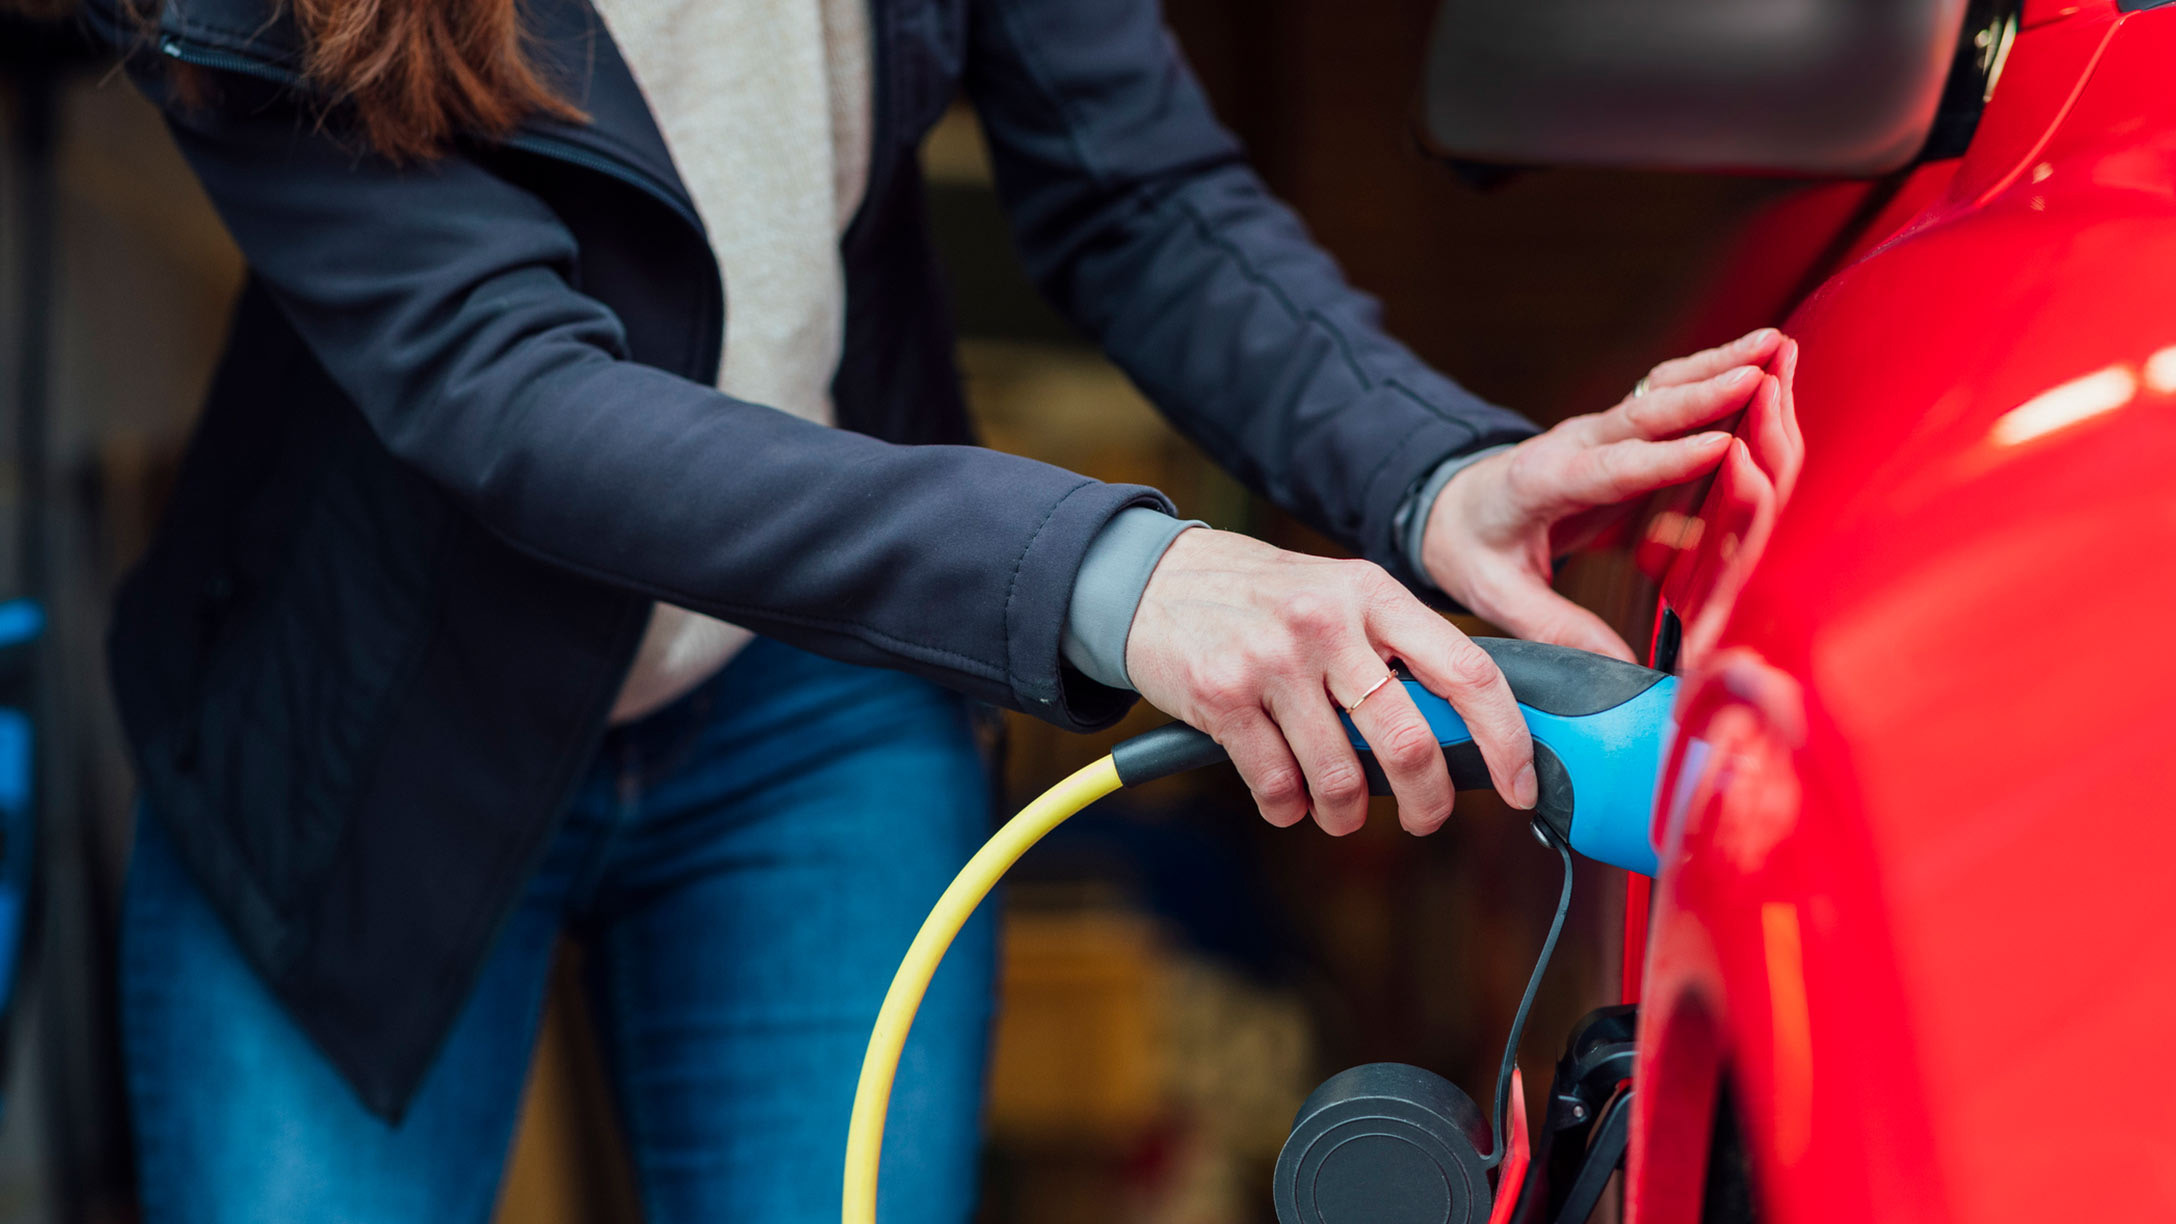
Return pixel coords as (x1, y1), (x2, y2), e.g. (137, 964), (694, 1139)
(1617, 3), (2176, 1220)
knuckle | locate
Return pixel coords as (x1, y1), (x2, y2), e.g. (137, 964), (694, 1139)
(1193, 661), (1256, 716)
(1380, 721), (1442, 772)
(1278, 587), (1345, 636)
(1349, 561), (1402, 605)
(1315, 760), (1369, 805)
(1249, 632), (1306, 674)
(1254, 765), (1306, 808)
(1445, 643), (1501, 694)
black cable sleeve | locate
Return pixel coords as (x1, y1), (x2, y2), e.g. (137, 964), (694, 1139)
(1110, 722), (1229, 786)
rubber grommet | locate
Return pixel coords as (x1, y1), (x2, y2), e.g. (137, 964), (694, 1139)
(1272, 1063), (1494, 1224)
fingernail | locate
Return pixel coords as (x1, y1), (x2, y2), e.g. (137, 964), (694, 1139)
(1698, 431), (1732, 445)
(1746, 327), (1778, 345)
(1727, 366), (1757, 384)
(1514, 763), (1538, 810)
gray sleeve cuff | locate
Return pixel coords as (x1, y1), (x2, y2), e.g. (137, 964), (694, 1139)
(1394, 443), (1516, 593)
(1062, 507), (1204, 691)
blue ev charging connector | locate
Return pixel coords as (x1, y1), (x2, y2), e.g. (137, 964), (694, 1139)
(1345, 637), (1674, 876)
(1112, 636), (1675, 876)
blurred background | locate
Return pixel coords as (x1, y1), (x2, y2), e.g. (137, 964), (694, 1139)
(0, 1), (1801, 1219)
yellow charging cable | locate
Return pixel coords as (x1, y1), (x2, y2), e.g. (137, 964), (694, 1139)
(842, 754), (1125, 1224)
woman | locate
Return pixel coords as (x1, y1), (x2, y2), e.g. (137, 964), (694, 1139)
(76, 0), (1783, 1218)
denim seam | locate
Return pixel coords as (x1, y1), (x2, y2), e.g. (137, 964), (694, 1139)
(606, 936), (663, 1218)
(118, 853), (179, 1224)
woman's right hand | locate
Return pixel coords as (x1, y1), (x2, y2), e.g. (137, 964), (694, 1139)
(1123, 528), (1537, 836)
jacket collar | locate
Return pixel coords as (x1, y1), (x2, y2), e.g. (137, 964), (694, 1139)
(115, 0), (694, 224)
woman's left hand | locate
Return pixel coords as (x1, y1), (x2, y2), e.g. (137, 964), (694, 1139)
(1421, 327), (1787, 661)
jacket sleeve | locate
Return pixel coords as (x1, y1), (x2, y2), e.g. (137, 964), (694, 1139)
(962, 0), (1540, 588)
(142, 77), (1165, 731)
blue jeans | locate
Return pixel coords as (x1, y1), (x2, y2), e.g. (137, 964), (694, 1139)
(121, 639), (997, 1222)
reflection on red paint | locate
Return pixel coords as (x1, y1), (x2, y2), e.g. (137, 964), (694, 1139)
(1627, 6), (2176, 1220)
(1486, 1068), (1529, 1224)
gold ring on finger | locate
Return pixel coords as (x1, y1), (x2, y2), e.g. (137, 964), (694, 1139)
(1343, 673), (1394, 716)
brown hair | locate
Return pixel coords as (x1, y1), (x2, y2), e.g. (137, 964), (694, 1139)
(282, 0), (583, 160)
(5, 0), (583, 160)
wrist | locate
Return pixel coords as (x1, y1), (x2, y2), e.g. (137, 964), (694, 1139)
(1062, 508), (1204, 691)
(1414, 445), (1514, 593)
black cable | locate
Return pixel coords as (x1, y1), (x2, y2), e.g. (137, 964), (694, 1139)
(1485, 819), (1575, 1167)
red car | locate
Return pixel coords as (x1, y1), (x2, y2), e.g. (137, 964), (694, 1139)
(1425, 1), (2176, 1220)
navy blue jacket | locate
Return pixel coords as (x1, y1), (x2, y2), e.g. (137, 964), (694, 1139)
(88, 0), (1537, 1117)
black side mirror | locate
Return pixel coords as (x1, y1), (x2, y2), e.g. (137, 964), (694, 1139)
(1419, 0), (2004, 178)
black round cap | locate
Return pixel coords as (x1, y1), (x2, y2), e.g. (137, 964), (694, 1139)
(1272, 1063), (1494, 1224)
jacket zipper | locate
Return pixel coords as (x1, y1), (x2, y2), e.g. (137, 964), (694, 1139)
(155, 33), (723, 381)
(158, 36), (299, 88)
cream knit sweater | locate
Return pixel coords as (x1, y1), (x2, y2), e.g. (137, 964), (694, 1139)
(589, 0), (874, 721)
